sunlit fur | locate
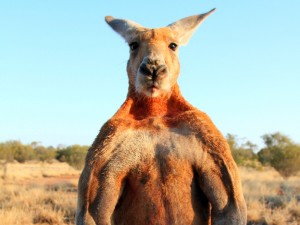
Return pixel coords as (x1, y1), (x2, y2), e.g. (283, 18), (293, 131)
(76, 9), (247, 225)
(128, 28), (179, 97)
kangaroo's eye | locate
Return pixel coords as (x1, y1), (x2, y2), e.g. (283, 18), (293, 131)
(129, 42), (139, 51)
(169, 43), (178, 51)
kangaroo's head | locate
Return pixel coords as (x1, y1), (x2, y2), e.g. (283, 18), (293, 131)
(105, 9), (215, 98)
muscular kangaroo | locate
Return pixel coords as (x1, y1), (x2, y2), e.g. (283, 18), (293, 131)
(76, 8), (247, 225)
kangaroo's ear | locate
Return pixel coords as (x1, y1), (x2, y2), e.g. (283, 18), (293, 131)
(105, 16), (145, 42)
(167, 8), (216, 45)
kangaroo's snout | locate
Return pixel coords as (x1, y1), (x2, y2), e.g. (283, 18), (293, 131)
(139, 63), (167, 80)
(135, 55), (170, 97)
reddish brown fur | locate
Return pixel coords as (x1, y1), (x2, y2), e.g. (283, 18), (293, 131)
(76, 11), (246, 225)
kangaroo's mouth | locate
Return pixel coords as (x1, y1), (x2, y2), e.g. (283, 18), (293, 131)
(150, 82), (159, 89)
(135, 68), (171, 98)
(149, 84), (159, 94)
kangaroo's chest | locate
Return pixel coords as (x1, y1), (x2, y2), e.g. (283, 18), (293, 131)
(106, 119), (205, 170)
(108, 120), (209, 225)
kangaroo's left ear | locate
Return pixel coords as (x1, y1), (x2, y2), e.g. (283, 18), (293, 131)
(105, 16), (145, 42)
(168, 8), (216, 46)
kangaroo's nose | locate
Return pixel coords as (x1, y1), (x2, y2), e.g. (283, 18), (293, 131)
(139, 63), (167, 79)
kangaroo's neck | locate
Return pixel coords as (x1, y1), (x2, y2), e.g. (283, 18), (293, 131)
(114, 84), (193, 120)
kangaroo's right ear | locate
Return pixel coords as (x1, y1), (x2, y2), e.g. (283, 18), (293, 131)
(167, 8), (216, 46)
(105, 16), (144, 42)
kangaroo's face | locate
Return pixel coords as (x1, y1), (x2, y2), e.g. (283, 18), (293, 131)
(105, 9), (215, 97)
(126, 28), (180, 97)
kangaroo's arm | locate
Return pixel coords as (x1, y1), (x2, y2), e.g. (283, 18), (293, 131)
(180, 111), (247, 225)
(76, 120), (124, 225)
(196, 151), (247, 225)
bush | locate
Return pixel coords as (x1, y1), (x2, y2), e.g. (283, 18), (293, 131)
(0, 141), (17, 162)
(34, 146), (56, 162)
(258, 133), (300, 177)
(0, 141), (35, 163)
(0, 141), (57, 163)
(0, 140), (89, 169)
(226, 134), (259, 168)
(56, 145), (89, 169)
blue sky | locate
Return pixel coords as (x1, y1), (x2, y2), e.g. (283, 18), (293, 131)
(1, 1), (299, 149)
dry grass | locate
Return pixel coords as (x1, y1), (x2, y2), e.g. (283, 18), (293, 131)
(0, 162), (94, 225)
(0, 184), (76, 225)
(240, 167), (300, 225)
(0, 162), (299, 225)
(0, 161), (80, 180)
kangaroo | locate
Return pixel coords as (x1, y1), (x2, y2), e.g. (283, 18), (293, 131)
(76, 8), (247, 225)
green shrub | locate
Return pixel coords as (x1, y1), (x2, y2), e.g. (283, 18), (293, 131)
(226, 134), (259, 168)
(0, 141), (35, 163)
(56, 145), (89, 169)
(258, 133), (300, 177)
(34, 146), (56, 162)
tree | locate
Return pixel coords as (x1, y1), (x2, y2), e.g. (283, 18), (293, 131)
(31, 142), (56, 162)
(56, 145), (89, 169)
(258, 132), (300, 177)
(0, 140), (36, 163)
(226, 134), (258, 167)
(0, 141), (35, 178)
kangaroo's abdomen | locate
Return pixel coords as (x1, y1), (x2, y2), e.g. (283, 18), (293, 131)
(112, 156), (210, 225)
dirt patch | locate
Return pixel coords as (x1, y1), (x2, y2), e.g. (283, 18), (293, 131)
(1, 161), (81, 193)
(0, 161), (81, 180)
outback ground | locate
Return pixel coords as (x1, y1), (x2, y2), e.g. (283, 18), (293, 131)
(0, 162), (299, 225)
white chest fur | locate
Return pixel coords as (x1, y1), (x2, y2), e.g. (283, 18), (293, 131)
(103, 125), (206, 174)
